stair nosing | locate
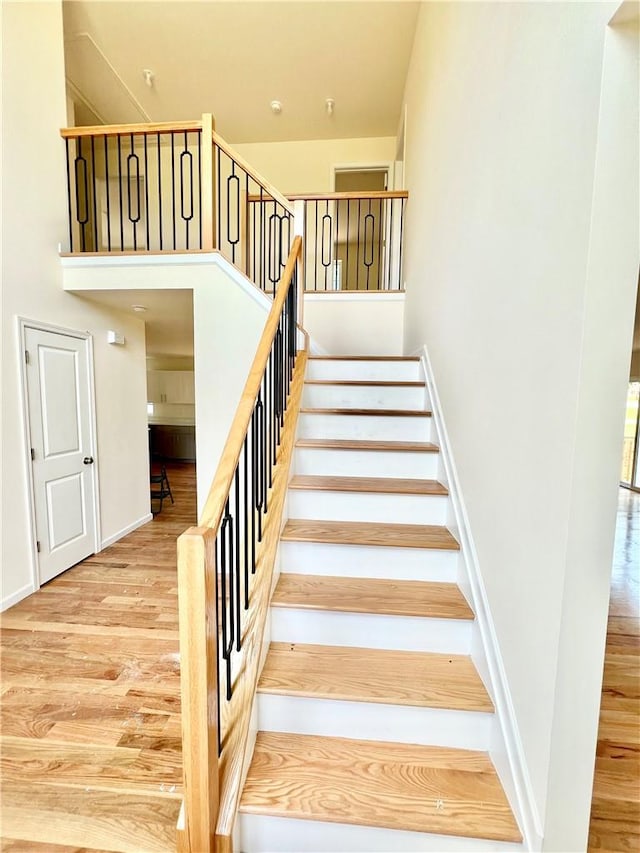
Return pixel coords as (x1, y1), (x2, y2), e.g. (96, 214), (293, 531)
(258, 642), (494, 713)
(299, 407), (432, 417)
(281, 519), (461, 551)
(295, 438), (440, 453)
(272, 574), (473, 621)
(288, 475), (448, 496)
(304, 379), (425, 388)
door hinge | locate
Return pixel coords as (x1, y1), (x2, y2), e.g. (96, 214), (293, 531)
(36, 540), (41, 553)
(25, 350), (30, 365)
(30, 448), (35, 461)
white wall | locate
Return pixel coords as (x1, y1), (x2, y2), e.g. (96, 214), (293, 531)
(231, 136), (397, 193)
(401, 2), (638, 849)
(1, 1), (150, 609)
(303, 292), (404, 356)
(60, 254), (270, 518)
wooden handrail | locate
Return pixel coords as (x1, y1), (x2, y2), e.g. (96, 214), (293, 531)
(60, 120), (202, 139)
(199, 235), (302, 531)
(213, 132), (294, 215)
(286, 190), (408, 201)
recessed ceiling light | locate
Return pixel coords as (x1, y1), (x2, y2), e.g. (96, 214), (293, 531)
(132, 304), (147, 312)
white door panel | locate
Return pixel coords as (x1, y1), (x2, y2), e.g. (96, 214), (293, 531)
(25, 327), (97, 584)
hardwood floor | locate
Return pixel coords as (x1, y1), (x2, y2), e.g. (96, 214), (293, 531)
(588, 488), (640, 852)
(0, 462), (196, 853)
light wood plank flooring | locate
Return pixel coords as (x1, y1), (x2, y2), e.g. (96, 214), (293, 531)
(588, 488), (640, 852)
(0, 462), (196, 853)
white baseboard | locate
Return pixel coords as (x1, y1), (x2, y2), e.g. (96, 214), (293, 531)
(101, 512), (153, 549)
(418, 343), (543, 852)
(1, 581), (36, 612)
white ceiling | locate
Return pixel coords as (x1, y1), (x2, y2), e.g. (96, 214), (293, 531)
(77, 289), (194, 357)
(62, 1), (420, 142)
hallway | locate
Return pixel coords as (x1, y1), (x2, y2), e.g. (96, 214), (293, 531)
(0, 463), (195, 853)
(588, 488), (640, 851)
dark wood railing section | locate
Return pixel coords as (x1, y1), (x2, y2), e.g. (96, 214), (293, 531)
(60, 115), (295, 294)
(177, 236), (306, 852)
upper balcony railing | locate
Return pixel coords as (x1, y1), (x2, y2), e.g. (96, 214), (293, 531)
(61, 115), (408, 296)
(288, 191), (407, 293)
(60, 114), (294, 294)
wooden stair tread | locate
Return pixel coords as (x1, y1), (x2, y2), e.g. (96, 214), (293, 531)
(240, 732), (522, 842)
(308, 355), (420, 362)
(281, 519), (460, 551)
(259, 643), (493, 712)
(296, 438), (440, 453)
(289, 475), (448, 496)
(305, 379), (425, 387)
(272, 574), (473, 620)
(300, 407), (431, 417)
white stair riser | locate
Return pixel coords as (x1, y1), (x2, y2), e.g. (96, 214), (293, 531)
(303, 383), (426, 410)
(294, 446), (439, 479)
(271, 608), (472, 654)
(239, 815), (523, 853)
(306, 360), (422, 382)
(257, 694), (492, 752)
(298, 412), (432, 442)
(288, 489), (448, 525)
(280, 541), (459, 583)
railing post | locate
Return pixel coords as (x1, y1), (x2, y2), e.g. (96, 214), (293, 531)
(202, 113), (216, 250)
(293, 200), (305, 330)
(177, 526), (219, 852)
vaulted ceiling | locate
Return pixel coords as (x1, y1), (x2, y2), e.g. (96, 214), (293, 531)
(63, 1), (420, 143)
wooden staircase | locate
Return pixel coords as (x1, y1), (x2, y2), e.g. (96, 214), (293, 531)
(237, 355), (523, 851)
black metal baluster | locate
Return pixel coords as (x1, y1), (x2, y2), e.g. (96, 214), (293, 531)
(335, 196), (340, 290)
(243, 435), (249, 609)
(220, 508), (233, 701)
(356, 199), (361, 291)
(262, 375), (268, 516)
(170, 132), (176, 249)
(127, 133), (141, 251)
(250, 411), (256, 574)
(387, 196), (394, 290)
(216, 147), (222, 253)
(117, 135), (124, 250)
(104, 136), (112, 251)
(227, 160), (240, 264)
(144, 134), (150, 250)
(91, 136), (98, 251)
(157, 133), (163, 250)
(234, 466), (241, 652)
(75, 137), (89, 252)
(245, 173), (250, 274)
(214, 535), (221, 754)
(197, 131), (202, 250)
(314, 201), (318, 291)
(345, 200), (350, 290)
(259, 188), (264, 291)
(364, 199), (374, 290)
(65, 139), (73, 252)
(398, 198), (405, 292)
(255, 394), (264, 541)
(377, 198), (384, 291)
(180, 131), (194, 250)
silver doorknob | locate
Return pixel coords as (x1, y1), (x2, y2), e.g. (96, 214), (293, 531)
(83, 456), (94, 465)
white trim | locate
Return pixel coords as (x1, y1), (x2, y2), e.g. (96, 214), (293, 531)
(101, 512), (153, 549)
(1, 583), (35, 613)
(16, 317), (102, 589)
(418, 343), (542, 851)
(60, 252), (272, 311)
(304, 291), (405, 304)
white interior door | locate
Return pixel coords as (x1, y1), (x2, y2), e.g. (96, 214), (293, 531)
(24, 327), (97, 584)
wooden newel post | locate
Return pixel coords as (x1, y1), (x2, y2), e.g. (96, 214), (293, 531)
(202, 113), (216, 251)
(177, 526), (219, 852)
